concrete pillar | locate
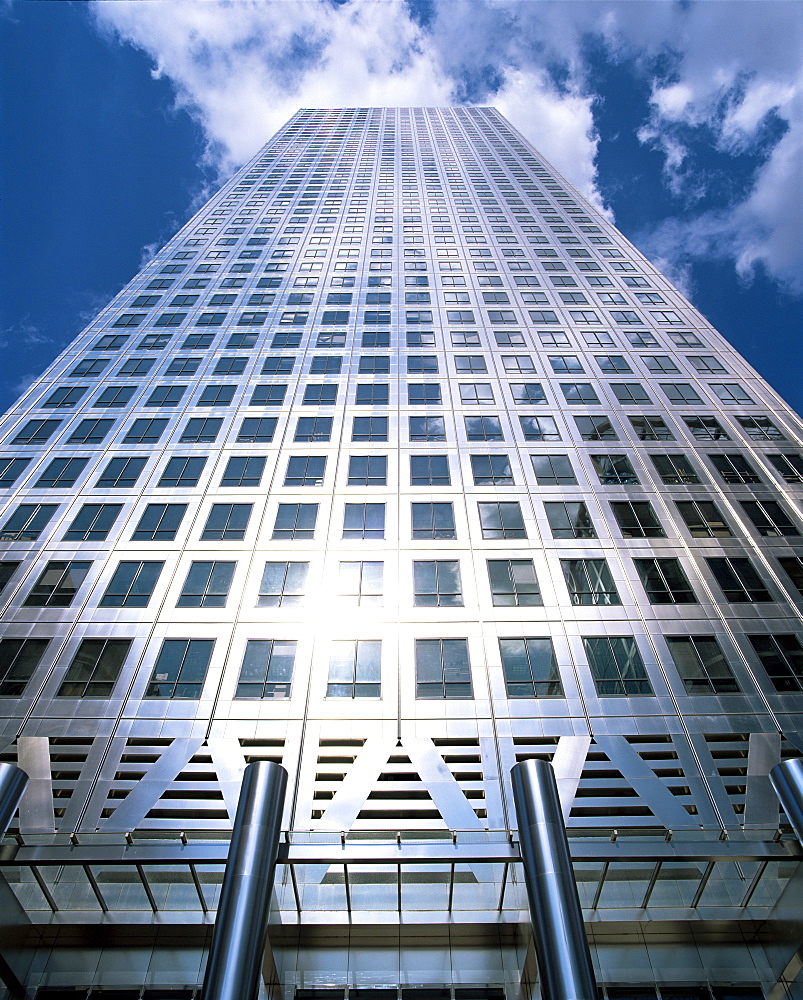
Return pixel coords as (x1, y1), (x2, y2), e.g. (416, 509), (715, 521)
(0, 763), (28, 837)
(769, 758), (803, 842)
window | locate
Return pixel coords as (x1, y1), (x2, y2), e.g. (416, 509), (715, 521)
(197, 384), (234, 407)
(343, 503), (385, 540)
(584, 637), (653, 695)
(0, 457), (31, 488)
(737, 416), (785, 441)
(145, 639), (213, 699)
(63, 503), (120, 542)
(767, 453), (803, 483)
(409, 416), (445, 441)
(291, 416), (331, 442)
(641, 355), (679, 374)
(413, 560), (463, 607)
(574, 415), (617, 440)
(460, 383), (494, 405)
(66, 418), (113, 445)
(93, 386), (138, 409)
(510, 383), (546, 405)
(69, 358), (109, 378)
(327, 640), (381, 698)
(684, 416), (728, 440)
(158, 456), (206, 488)
(487, 559), (541, 606)
(687, 355), (726, 374)
(536, 330), (569, 347)
(348, 455), (387, 486)
(359, 356), (390, 374)
(407, 355), (438, 374)
(502, 355), (535, 373)
(561, 383), (600, 404)
(710, 383), (754, 404)
(113, 312), (145, 328)
(634, 558), (697, 604)
(408, 383), (442, 405)
(452, 330), (481, 347)
(35, 458), (88, 488)
(177, 561), (235, 607)
(707, 557), (773, 602)
(650, 453), (701, 485)
(465, 416), (503, 441)
(337, 561), (383, 606)
(666, 637), (739, 694)
(410, 455), (450, 486)
(24, 560), (91, 607)
(0, 638), (50, 696)
(146, 385), (187, 408)
(500, 638), (562, 697)
(415, 638), (472, 699)
(131, 504), (187, 541)
(284, 456), (325, 487)
(213, 356), (247, 376)
(0, 561), (19, 596)
(530, 454), (576, 485)
(455, 356), (487, 374)
(747, 634), (803, 693)
(610, 501), (665, 538)
(228, 332), (259, 349)
(44, 386), (87, 408)
(257, 562), (308, 606)
(709, 453), (761, 484)
(12, 419), (61, 445)
(545, 501), (595, 538)
(262, 356), (294, 375)
(220, 456), (265, 488)
(92, 335), (128, 351)
(591, 454), (639, 485)
(661, 383), (703, 405)
(412, 502), (456, 540)
(596, 356), (632, 376)
(177, 417), (220, 444)
(182, 333), (214, 350)
(355, 383), (389, 405)
(561, 559), (620, 605)
(777, 556), (803, 597)
(478, 501), (527, 539)
(236, 640), (295, 699)
(202, 503), (252, 541)
(237, 417), (277, 443)
(611, 383), (651, 404)
(272, 503), (317, 540)
(740, 500), (799, 537)
(629, 415), (674, 441)
(138, 333), (172, 350)
(303, 384), (338, 406)
(352, 416), (388, 441)
(99, 562), (163, 608)
(471, 454), (513, 485)
(57, 639), (131, 698)
(163, 358), (199, 378)
(549, 355), (583, 374)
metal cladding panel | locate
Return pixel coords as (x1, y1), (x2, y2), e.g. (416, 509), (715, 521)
(0, 106), (801, 993)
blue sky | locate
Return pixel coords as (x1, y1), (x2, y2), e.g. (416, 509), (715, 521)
(1, 0), (801, 415)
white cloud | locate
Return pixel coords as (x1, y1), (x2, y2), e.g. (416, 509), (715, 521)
(91, 0), (802, 294)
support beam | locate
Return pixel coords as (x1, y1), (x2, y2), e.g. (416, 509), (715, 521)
(202, 760), (288, 1000)
(511, 759), (597, 1000)
(769, 758), (803, 842)
(0, 763), (28, 837)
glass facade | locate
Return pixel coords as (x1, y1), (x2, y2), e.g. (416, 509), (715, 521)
(0, 106), (801, 999)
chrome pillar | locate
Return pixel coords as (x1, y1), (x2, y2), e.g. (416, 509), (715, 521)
(769, 758), (803, 842)
(202, 760), (288, 1000)
(0, 763), (28, 837)
(511, 759), (597, 1000)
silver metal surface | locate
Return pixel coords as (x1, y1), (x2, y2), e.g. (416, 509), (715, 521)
(0, 762), (28, 836)
(769, 757), (803, 842)
(201, 759), (288, 1000)
(512, 759), (597, 1000)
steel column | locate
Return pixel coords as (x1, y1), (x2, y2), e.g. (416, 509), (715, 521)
(202, 760), (288, 1000)
(769, 758), (803, 842)
(511, 759), (597, 1000)
(0, 763), (28, 837)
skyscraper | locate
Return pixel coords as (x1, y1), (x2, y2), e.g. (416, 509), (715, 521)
(0, 106), (801, 999)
